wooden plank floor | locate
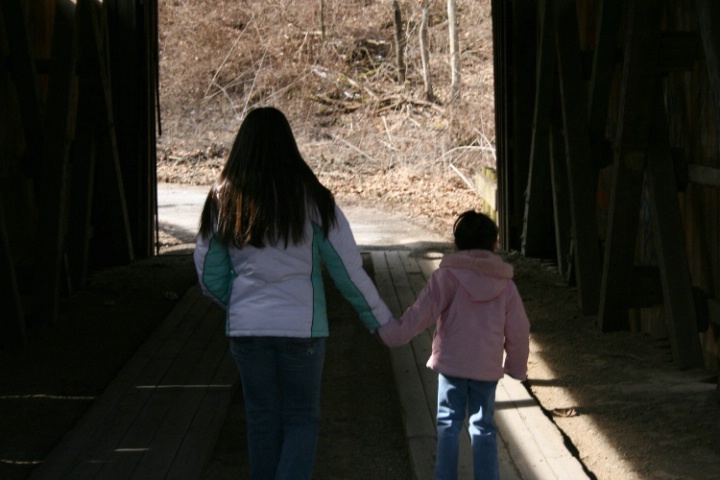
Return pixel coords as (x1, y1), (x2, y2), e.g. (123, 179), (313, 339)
(28, 249), (585, 480)
(373, 249), (590, 480)
(29, 286), (237, 480)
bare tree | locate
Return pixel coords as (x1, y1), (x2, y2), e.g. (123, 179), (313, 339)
(392, 0), (406, 84)
(319, 0), (326, 40)
(419, 0), (436, 101)
(447, 0), (460, 102)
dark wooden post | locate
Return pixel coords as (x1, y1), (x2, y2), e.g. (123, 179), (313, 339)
(33, 0), (78, 324)
(587, 0), (623, 169)
(0, 207), (25, 348)
(0, 0), (45, 179)
(522, 0), (557, 259)
(598, 0), (661, 331)
(554, 0), (602, 315)
(645, 96), (704, 369)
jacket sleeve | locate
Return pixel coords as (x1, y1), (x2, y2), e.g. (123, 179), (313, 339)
(503, 281), (530, 380)
(315, 207), (393, 331)
(194, 233), (236, 308)
(377, 270), (452, 347)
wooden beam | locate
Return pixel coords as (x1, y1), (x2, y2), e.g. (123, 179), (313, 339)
(87, 0), (134, 267)
(707, 298), (720, 328)
(522, 0), (557, 259)
(687, 164), (720, 188)
(105, 0), (152, 259)
(0, 206), (25, 349)
(645, 96), (704, 369)
(506, 0), (537, 251)
(549, 106), (572, 280)
(65, 0), (100, 289)
(0, 0), (45, 178)
(491, 0), (511, 250)
(657, 32), (701, 72)
(33, 0), (78, 324)
(554, 0), (602, 314)
(695, 0), (720, 108)
(627, 265), (663, 308)
(598, 0), (661, 331)
(143, 0), (160, 259)
(587, 0), (623, 169)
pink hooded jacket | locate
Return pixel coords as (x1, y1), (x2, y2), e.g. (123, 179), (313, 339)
(378, 250), (530, 382)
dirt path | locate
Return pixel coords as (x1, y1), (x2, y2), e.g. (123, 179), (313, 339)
(511, 254), (720, 480)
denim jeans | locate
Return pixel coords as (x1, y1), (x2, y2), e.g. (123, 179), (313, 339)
(435, 374), (499, 480)
(229, 336), (326, 480)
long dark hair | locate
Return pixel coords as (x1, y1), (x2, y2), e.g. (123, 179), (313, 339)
(198, 107), (337, 248)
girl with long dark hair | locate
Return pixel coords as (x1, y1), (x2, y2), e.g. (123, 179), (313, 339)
(194, 107), (392, 480)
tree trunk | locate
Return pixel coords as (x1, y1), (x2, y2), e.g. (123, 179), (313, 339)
(319, 0), (326, 40)
(419, 0), (436, 101)
(447, 0), (460, 102)
(392, 0), (406, 84)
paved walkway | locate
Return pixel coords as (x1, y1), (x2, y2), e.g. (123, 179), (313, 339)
(30, 185), (589, 479)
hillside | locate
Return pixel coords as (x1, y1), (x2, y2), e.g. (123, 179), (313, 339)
(157, 0), (496, 237)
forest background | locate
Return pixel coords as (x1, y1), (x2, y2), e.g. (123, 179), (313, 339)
(157, 0), (496, 237)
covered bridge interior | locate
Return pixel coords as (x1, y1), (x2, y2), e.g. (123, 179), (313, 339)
(493, 0), (720, 373)
(1, 0), (719, 378)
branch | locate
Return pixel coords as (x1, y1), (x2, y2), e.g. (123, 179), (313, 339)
(332, 135), (379, 163)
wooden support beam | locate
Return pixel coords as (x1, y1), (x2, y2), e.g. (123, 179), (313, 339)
(554, 0), (602, 315)
(0, 206), (25, 349)
(0, 0), (45, 178)
(33, 0), (78, 324)
(522, 0), (557, 259)
(549, 106), (572, 280)
(707, 298), (720, 329)
(491, 0), (511, 250)
(106, 0), (157, 260)
(657, 32), (701, 72)
(598, 0), (661, 331)
(587, 0), (623, 169)
(65, 0), (100, 289)
(695, 0), (720, 108)
(627, 265), (663, 308)
(143, 0), (161, 259)
(507, 0), (537, 251)
(687, 164), (720, 188)
(87, 0), (134, 267)
(645, 96), (704, 369)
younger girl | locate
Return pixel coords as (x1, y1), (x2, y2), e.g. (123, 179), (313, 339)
(378, 210), (530, 480)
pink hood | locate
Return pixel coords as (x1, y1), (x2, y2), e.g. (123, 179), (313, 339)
(439, 251), (514, 301)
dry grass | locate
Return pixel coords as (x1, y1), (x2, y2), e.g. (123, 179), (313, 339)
(157, 0), (496, 236)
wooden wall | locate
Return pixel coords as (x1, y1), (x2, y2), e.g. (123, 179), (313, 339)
(493, 0), (720, 371)
(0, 0), (159, 348)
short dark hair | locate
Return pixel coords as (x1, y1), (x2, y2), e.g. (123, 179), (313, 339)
(453, 210), (498, 250)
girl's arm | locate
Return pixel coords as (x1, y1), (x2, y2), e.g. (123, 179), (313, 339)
(316, 207), (393, 331)
(377, 271), (450, 347)
(194, 234), (235, 308)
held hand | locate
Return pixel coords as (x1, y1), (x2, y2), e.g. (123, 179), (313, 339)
(371, 330), (388, 346)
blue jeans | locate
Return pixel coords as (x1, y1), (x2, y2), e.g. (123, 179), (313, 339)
(229, 336), (326, 480)
(435, 374), (499, 480)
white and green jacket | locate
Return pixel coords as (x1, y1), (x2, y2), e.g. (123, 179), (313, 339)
(193, 205), (392, 337)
